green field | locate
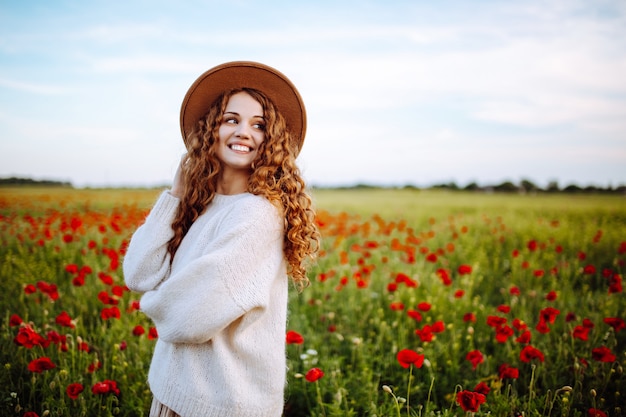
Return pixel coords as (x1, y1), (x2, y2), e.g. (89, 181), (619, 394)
(1, 187), (624, 416)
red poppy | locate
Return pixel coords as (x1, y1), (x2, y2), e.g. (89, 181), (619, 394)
(463, 312), (476, 323)
(527, 240), (538, 251)
(148, 327), (158, 340)
(92, 380), (120, 395)
(520, 345), (545, 363)
(417, 302), (431, 312)
(456, 390), (486, 412)
(426, 253), (438, 263)
(458, 264), (472, 275)
(516, 330), (532, 344)
(604, 317), (625, 332)
(495, 325), (514, 343)
(415, 326), (434, 342)
(27, 357), (56, 373)
(498, 363), (519, 380)
(454, 290), (465, 298)
(66, 383), (84, 400)
(474, 381), (490, 395)
(286, 330), (304, 344)
(545, 291), (557, 301)
(573, 325), (590, 341)
(24, 284), (37, 295)
(100, 306), (121, 320)
(390, 302), (405, 311)
(591, 346), (616, 362)
(465, 350), (484, 370)
(305, 367), (324, 382)
(497, 305), (511, 314)
(588, 408), (608, 417)
(132, 325), (145, 337)
(583, 264), (596, 274)
(397, 349), (425, 369)
(436, 268), (452, 286)
(14, 326), (45, 349)
(9, 314), (23, 327)
(55, 311), (75, 328)
(23, 412), (39, 417)
(407, 309), (422, 321)
(486, 315), (507, 328)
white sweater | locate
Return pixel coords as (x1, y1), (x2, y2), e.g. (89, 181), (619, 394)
(123, 191), (288, 417)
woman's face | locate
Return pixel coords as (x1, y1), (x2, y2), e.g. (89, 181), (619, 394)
(216, 91), (266, 174)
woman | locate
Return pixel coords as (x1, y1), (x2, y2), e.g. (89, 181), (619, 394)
(123, 62), (319, 417)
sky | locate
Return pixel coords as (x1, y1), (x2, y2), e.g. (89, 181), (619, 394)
(1, 0), (625, 188)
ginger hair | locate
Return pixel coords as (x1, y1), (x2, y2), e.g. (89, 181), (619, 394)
(166, 88), (319, 289)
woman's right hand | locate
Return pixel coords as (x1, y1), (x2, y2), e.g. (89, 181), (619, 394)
(170, 154), (187, 199)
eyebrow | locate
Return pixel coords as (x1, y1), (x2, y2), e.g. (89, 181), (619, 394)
(223, 111), (265, 119)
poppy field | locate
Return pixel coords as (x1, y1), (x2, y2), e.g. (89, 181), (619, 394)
(1, 187), (625, 417)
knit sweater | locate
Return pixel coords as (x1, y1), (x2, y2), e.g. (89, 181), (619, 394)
(123, 191), (288, 417)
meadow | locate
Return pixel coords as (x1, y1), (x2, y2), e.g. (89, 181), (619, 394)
(0, 187), (624, 417)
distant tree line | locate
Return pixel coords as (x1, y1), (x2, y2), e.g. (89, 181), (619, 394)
(0, 177), (72, 187)
(316, 179), (626, 194)
(426, 178), (626, 194)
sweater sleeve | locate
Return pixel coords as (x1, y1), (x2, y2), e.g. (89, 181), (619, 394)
(123, 191), (179, 293)
(138, 197), (285, 344)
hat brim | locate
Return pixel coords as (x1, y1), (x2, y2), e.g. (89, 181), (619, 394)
(180, 61), (306, 154)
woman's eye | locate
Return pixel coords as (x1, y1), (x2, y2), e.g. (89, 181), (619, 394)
(224, 118), (237, 124)
(254, 123), (266, 130)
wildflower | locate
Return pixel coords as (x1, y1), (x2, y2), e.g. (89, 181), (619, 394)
(458, 264), (472, 275)
(436, 268), (452, 285)
(520, 345), (545, 363)
(603, 317), (625, 332)
(415, 325), (434, 342)
(23, 412), (39, 417)
(495, 325), (514, 343)
(527, 240), (538, 251)
(286, 330), (304, 344)
(591, 346), (616, 362)
(573, 325), (591, 341)
(55, 311), (75, 328)
(417, 302), (431, 312)
(148, 327), (158, 340)
(465, 350), (484, 370)
(407, 309), (422, 322)
(456, 390), (486, 412)
(27, 357), (56, 373)
(305, 367), (324, 382)
(390, 302), (405, 311)
(474, 381), (490, 395)
(100, 306), (121, 320)
(588, 408), (608, 417)
(545, 291), (557, 301)
(14, 326), (45, 348)
(515, 330), (532, 344)
(463, 312), (476, 323)
(132, 325), (145, 337)
(66, 383), (84, 400)
(92, 380), (120, 395)
(9, 314), (23, 327)
(498, 363), (519, 380)
(397, 349), (424, 369)
(454, 290), (464, 298)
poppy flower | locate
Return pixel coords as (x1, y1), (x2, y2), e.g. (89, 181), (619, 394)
(463, 312), (476, 323)
(305, 367), (324, 382)
(588, 408), (608, 417)
(415, 326), (434, 342)
(604, 317), (625, 332)
(456, 390), (486, 412)
(591, 346), (616, 362)
(132, 325), (145, 337)
(27, 357), (56, 373)
(14, 326), (45, 349)
(286, 330), (304, 344)
(520, 345), (545, 363)
(495, 325), (514, 343)
(572, 325), (590, 341)
(498, 363), (519, 380)
(66, 383), (84, 400)
(458, 264), (472, 275)
(92, 380), (120, 395)
(515, 330), (532, 344)
(55, 311), (75, 328)
(465, 350), (484, 370)
(9, 314), (23, 327)
(397, 349), (424, 369)
(417, 302), (431, 312)
(474, 381), (490, 395)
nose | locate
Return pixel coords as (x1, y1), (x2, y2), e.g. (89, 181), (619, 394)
(235, 123), (251, 139)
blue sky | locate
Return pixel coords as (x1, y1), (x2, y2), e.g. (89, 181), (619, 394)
(1, 0), (625, 188)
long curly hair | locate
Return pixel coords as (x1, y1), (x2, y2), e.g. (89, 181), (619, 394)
(166, 88), (319, 289)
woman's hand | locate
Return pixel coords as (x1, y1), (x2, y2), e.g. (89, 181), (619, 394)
(170, 154), (187, 199)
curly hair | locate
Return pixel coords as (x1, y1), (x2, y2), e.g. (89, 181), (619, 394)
(166, 88), (319, 289)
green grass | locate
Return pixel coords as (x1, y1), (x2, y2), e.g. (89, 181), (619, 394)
(1, 188), (624, 416)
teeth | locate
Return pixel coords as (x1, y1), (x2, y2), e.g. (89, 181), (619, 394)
(230, 144), (250, 152)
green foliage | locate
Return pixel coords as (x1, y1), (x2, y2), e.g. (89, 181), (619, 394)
(0, 188), (624, 417)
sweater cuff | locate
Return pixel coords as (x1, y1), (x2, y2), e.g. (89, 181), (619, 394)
(146, 191), (180, 225)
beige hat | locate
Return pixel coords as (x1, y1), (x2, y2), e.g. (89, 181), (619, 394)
(180, 61), (307, 154)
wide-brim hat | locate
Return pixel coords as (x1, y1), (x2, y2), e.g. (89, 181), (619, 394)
(180, 61), (307, 154)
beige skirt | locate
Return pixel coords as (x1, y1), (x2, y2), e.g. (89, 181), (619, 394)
(150, 398), (180, 417)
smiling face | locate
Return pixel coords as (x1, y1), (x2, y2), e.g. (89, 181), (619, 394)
(216, 91), (266, 177)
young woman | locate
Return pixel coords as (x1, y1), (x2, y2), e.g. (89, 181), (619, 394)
(123, 62), (319, 417)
